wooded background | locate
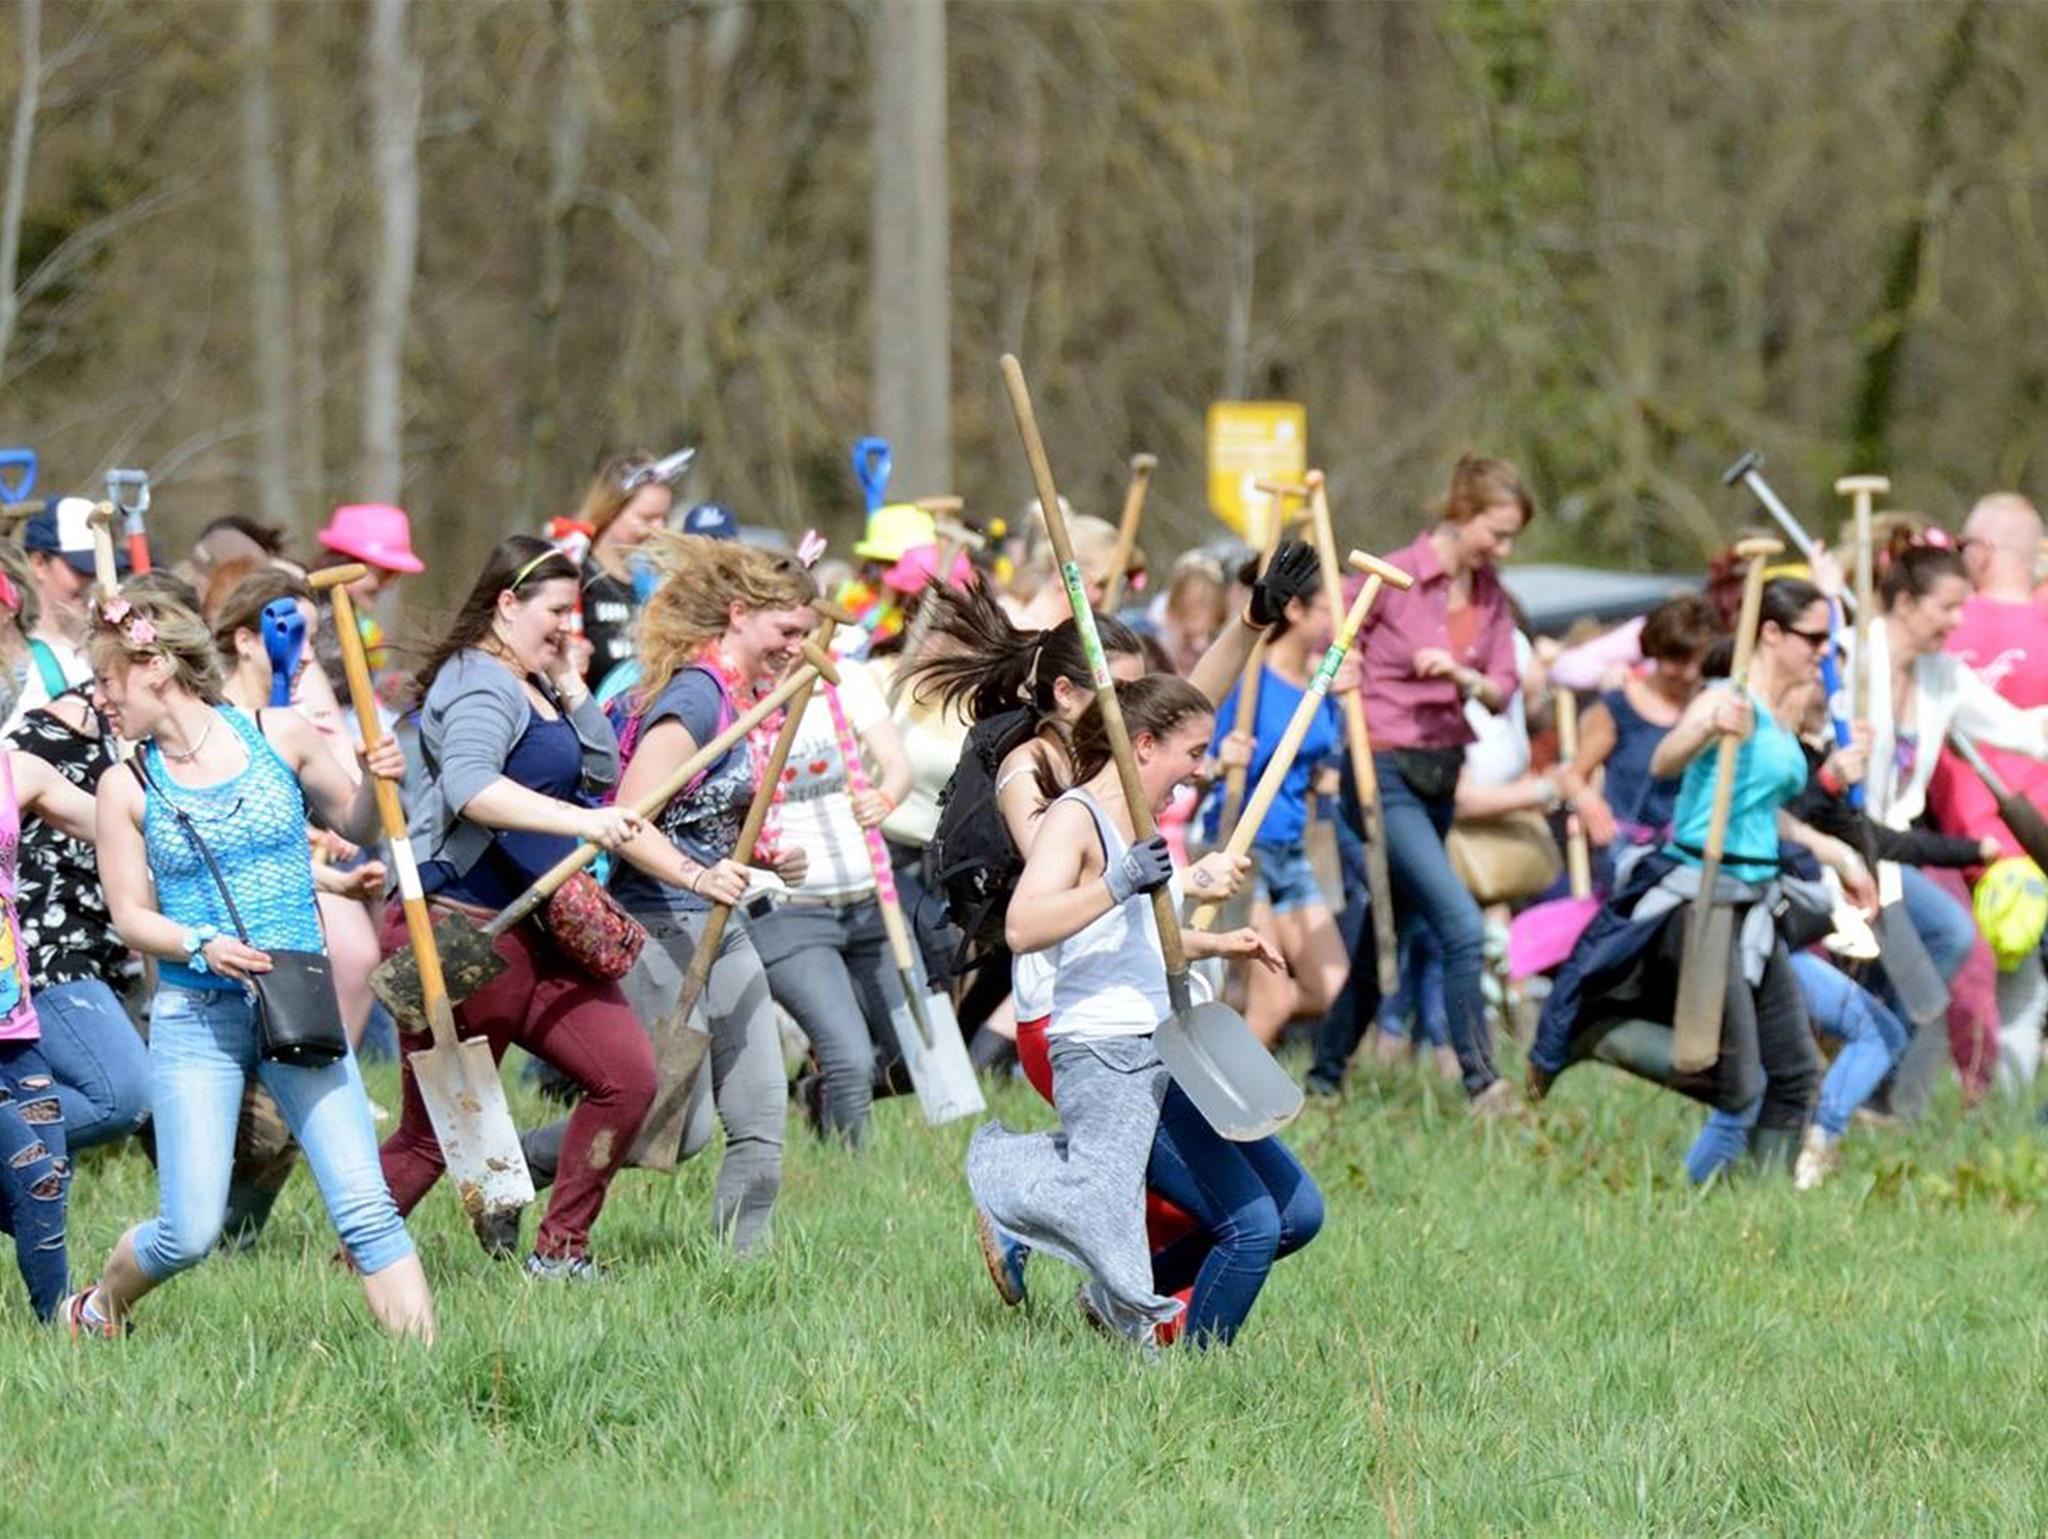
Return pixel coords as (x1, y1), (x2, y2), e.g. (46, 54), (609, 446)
(1, 0), (2044, 601)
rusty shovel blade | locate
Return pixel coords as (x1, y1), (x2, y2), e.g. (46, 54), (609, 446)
(408, 1031), (534, 1233)
(369, 910), (510, 1023)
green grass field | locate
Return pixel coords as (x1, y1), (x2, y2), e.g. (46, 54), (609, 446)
(12, 1046), (2048, 1536)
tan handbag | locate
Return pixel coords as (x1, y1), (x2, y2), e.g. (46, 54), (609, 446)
(1448, 809), (1562, 907)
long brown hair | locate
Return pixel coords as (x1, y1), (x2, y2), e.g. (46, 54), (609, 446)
(412, 535), (579, 699)
(903, 579), (1143, 724)
(631, 531), (815, 705)
(1036, 673), (1214, 801)
(209, 568), (312, 667)
(575, 450), (661, 539)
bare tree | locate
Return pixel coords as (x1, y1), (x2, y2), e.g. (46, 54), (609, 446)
(870, 0), (950, 498)
(240, 0), (294, 529)
(0, 0), (42, 392)
(521, 0), (594, 522)
(362, 0), (422, 505)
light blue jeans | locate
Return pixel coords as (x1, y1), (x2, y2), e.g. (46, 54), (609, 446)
(134, 987), (413, 1280)
(33, 977), (151, 1150)
(1798, 952), (1908, 1137)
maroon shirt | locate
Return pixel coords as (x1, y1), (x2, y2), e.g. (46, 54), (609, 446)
(1359, 530), (1520, 750)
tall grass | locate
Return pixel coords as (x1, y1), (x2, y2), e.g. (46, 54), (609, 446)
(11, 1051), (2048, 1536)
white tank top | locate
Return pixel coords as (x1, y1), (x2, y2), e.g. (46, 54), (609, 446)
(1039, 787), (1185, 1041)
(998, 754), (1056, 1020)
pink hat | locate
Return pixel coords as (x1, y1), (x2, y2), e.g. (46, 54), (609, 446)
(883, 542), (972, 595)
(318, 503), (425, 574)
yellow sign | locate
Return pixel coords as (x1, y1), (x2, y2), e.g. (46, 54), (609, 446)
(1207, 401), (1307, 542)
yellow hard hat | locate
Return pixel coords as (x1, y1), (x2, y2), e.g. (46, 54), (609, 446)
(1973, 857), (2048, 972)
(853, 502), (934, 564)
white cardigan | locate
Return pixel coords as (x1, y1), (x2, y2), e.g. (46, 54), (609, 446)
(1855, 618), (2048, 828)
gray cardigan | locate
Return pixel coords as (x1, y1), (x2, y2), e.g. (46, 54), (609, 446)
(408, 649), (620, 880)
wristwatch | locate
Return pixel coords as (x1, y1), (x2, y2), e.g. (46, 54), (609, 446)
(183, 925), (220, 974)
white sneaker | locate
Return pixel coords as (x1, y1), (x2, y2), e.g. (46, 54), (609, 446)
(1793, 1126), (1839, 1192)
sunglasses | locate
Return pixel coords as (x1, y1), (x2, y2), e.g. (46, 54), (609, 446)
(1783, 625), (1832, 648)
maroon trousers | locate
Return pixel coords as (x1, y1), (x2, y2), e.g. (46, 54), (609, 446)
(375, 905), (655, 1259)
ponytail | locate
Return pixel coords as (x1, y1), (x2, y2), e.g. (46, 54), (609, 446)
(904, 580), (1143, 724)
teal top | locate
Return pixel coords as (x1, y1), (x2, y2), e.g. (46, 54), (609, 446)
(1665, 685), (1808, 881)
(141, 707), (324, 992)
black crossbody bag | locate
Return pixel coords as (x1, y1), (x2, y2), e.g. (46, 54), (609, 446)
(130, 755), (348, 1067)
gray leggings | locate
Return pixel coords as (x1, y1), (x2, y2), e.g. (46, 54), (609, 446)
(523, 906), (786, 1253)
(747, 896), (904, 1145)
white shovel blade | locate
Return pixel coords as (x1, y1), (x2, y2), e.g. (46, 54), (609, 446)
(895, 990), (985, 1126)
(1154, 1001), (1303, 1142)
(410, 1037), (535, 1223)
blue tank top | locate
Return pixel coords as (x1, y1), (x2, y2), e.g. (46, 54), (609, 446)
(142, 707), (324, 992)
(424, 702), (585, 909)
(1664, 686), (1808, 881)
(1600, 686), (1682, 843)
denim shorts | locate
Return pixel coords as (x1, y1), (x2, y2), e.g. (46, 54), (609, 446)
(1254, 841), (1325, 916)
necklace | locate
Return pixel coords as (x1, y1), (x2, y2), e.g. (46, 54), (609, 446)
(158, 709), (216, 764)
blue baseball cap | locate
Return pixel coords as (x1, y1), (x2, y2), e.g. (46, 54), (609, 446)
(26, 496), (129, 577)
(681, 501), (739, 541)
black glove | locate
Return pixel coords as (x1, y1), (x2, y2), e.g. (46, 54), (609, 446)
(1249, 539), (1321, 628)
(1104, 834), (1175, 905)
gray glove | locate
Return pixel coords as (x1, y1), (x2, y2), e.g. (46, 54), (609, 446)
(1105, 834), (1175, 905)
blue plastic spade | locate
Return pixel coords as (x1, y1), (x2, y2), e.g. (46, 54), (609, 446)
(0, 448), (36, 504)
(851, 437), (891, 515)
(261, 597), (306, 707)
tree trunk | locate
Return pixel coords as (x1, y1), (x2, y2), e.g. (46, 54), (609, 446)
(0, 0), (43, 394)
(293, 127), (328, 527)
(522, 0), (592, 522)
(666, 2), (747, 447)
(362, 0), (422, 505)
(870, 0), (950, 500)
(240, 0), (295, 530)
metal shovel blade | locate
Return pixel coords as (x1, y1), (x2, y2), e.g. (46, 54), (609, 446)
(632, 1006), (713, 1173)
(1670, 902), (1732, 1075)
(896, 986), (984, 1127)
(1154, 1000), (1303, 1142)
(407, 1033), (534, 1230)
(370, 910), (509, 1023)
(1875, 902), (1950, 1027)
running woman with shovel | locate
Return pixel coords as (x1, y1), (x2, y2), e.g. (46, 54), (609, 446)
(67, 585), (434, 1339)
(374, 536), (653, 1280)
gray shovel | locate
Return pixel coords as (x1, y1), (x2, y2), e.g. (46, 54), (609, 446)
(1003, 353), (1301, 1141)
(822, 680), (983, 1124)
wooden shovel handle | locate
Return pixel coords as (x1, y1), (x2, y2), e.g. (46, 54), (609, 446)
(1102, 452), (1157, 612)
(1001, 354), (1190, 985)
(323, 573), (465, 1049)
(1697, 538), (1782, 868)
(1557, 689), (1592, 900)
(1191, 549), (1391, 930)
(83, 501), (120, 598)
(670, 619), (841, 1013)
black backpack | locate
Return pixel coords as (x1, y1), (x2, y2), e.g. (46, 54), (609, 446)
(923, 707), (1041, 977)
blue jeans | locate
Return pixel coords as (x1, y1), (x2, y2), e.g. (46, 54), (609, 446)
(1145, 1083), (1324, 1347)
(33, 978), (150, 1150)
(1377, 924), (1448, 1047)
(1797, 952), (1907, 1137)
(134, 988), (414, 1281)
(1373, 755), (1495, 1093)
(0, 1040), (68, 1320)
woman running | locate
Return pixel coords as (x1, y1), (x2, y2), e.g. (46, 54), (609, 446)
(550, 531), (814, 1252)
(69, 586), (434, 1339)
(968, 675), (1318, 1348)
(1206, 557), (1347, 1044)
(1315, 455), (1532, 1111)
(0, 721), (101, 1321)
(574, 451), (685, 694)
(378, 535), (653, 1277)
(747, 652), (915, 1145)
(1528, 578), (1874, 1178)
(1849, 534), (2048, 1118)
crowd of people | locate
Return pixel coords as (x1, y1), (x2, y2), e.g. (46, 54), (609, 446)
(3, 439), (2047, 1355)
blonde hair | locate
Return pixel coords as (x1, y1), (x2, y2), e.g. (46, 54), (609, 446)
(632, 532), (815, 706)
(575, 450), (661, 539)
(1014, 507), (1122, 591)
(0, 538), (39, 634)
(86, 584), (225, 703)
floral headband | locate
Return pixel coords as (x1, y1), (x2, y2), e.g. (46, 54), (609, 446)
(92, 594), (157, 648)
